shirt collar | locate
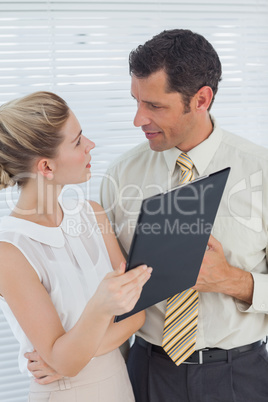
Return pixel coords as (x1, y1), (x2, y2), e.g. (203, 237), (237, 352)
(0, 197), (83, 248)
(163, 147), (181, 176)
(163, 116), (223, 176)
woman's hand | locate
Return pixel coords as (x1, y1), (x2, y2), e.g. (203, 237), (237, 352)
(24, 350), (63, 384)
(93, 262), (152, 317)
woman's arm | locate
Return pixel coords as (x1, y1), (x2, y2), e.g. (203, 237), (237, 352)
(0, 241), (151, 377)
(89, 201), (146, 355)
(26, 311), (145, 383)
(94, 311), (145, 357)
(24, 201), (150, 381)
(89, 200), (125, 269)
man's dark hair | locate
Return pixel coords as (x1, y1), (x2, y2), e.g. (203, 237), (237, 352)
(129, 29), (222, 112)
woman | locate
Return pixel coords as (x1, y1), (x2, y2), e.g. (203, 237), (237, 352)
(0, 91), (152, 401)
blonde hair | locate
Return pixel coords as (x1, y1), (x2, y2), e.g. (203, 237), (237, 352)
(0, 91), (70, 189)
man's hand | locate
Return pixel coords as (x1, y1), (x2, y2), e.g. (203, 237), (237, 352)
(192, 235), (253, 304)
(24, 350), (63, 384)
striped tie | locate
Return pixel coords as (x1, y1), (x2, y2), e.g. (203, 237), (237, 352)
(162, 152), (199, 366)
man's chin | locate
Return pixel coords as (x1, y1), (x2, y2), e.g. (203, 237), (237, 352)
(148, 139), (169, 152)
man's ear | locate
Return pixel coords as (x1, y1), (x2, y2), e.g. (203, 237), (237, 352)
(37, 159), (55, 180)
(195, 86), (214, 111)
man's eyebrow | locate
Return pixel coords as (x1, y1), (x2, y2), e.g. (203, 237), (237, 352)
(144, 100), (163, 106)
(71, 130), (82, 143)
(131, 94), (163, 106)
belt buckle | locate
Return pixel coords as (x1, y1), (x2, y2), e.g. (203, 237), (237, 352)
(198, 348), (210, 364)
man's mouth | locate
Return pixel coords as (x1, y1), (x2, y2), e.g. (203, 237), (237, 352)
(145, 131), (161, 139)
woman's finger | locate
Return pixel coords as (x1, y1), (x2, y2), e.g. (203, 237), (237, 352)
(112, 268), (152, 314)
(34, 373), (63, 385)
(121, 266), (152, 292)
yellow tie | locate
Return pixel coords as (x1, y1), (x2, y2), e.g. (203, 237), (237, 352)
(162, 152), (199, 366)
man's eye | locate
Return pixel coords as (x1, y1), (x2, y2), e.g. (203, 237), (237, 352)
(76, 136), (81, 146)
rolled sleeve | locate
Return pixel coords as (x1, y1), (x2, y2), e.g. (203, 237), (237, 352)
(236, 272), (268, 314)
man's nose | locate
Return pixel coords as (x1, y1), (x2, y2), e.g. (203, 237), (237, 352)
(133, 106), (151, 127)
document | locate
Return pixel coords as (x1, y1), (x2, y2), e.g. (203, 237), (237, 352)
(115, 167), (230, 322)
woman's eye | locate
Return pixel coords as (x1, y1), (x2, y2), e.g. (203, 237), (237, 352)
(76, 136), (81, 146)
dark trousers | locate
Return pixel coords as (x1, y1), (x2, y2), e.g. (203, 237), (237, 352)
(127, 339), (268, 402)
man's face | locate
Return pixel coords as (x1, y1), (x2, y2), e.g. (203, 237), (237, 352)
(131, 70), (199, 152)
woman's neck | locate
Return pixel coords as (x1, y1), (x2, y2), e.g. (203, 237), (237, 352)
(11, 179), (64, 227)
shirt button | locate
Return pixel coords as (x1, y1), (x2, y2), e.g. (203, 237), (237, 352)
(260, 303), (266, 310)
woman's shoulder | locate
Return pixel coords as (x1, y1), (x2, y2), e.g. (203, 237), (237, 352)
(0, 216), (24, 247)
(88, 200), (105, 213)
(0, 239), (18, 253)
(87, 200), (108, 220)
(0, 239), (37, 278)
(82, 200), (114, 241)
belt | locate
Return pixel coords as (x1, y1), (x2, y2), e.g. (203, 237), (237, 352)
(135, 336), (264, 364)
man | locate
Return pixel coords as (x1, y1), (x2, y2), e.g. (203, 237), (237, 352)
(27, 29), (268, 401)
(99, 29), (268, 401)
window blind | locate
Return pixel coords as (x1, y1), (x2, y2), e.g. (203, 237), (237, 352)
(0, 1), (267, 400)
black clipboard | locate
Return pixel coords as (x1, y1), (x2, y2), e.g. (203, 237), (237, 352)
(115, 167), (230, 322)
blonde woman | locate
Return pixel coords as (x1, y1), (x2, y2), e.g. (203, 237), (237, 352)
(0, 91), (152, 402)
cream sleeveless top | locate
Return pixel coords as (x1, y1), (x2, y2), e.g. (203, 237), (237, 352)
(0, 199), (113, 373)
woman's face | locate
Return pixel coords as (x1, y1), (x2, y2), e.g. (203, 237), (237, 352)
(52, 110), (95, 186)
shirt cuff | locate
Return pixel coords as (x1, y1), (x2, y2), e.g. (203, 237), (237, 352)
(236, 272), (268, 313)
